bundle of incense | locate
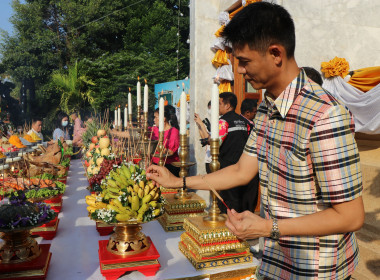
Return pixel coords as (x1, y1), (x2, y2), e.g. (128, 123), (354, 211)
(201, 175), (231, 211)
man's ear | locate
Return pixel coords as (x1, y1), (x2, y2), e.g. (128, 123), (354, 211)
(268, 45), (284, 66)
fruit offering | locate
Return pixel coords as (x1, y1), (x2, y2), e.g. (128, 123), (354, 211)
(88, 157), (122, 191)
(86, 163), (163, 223)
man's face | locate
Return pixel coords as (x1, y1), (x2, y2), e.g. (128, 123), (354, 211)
(244, 108), (257, 121)
(33, 121), (42, 133)
(234, 44), (278, 91)
(219, 98), (229, 116)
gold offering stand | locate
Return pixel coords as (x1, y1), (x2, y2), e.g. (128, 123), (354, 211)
(0, 224), (52, 279)
(98, 220), (161, 278)
(136, 112), (157, 169)
(158, 134), (207, 231)
(178, 139), (253, 269)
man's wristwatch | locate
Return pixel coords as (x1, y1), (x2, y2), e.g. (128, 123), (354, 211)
(270, 218), (281, 240)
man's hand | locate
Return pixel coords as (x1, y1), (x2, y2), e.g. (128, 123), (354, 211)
(146, 165), (181, 188)
(225, 209), (272, 240)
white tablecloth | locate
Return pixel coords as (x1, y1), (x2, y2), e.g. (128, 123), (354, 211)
(37, 159), (259, 280)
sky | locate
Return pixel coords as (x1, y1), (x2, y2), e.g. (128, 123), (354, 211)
(0, 0), (15, 36)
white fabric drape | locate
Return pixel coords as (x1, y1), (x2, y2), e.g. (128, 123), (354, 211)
(323, 77), (380, 134)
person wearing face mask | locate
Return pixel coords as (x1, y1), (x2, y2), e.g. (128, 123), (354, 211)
(53, 112), (70, 141)
(194, 101), (212, 173)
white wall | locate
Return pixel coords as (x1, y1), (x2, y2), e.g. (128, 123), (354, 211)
(279, 0), (380, 71)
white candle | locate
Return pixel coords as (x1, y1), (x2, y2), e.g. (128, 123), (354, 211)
(159, 97), (164, 132)
(124, 105), (127, 128)
(137, 79), (141, 107)
(114, 108), (117, 127)
(143, 81), (148, 112)
(211, 83), (219, 139)
(179, 91), (187, 135)
(128, 92), (132, 114)
(117, 106), (121, 127)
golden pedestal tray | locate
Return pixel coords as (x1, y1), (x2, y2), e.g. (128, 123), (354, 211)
(158, 135), (207, 231)
(178, 139), (253, 269)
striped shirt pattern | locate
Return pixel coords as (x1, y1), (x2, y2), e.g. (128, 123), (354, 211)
(244, 70), (362, 280)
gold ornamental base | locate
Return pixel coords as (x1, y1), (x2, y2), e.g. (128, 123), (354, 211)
(158, 193), (207, 232)
(179, 216), (253, 270)
(107, 224), (150, 256)
(0, 230), (41, 264)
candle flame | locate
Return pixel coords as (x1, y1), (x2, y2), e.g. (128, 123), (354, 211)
(125, 104), (128, 107)
(182, 82), (185, 89)
(138, 76), (140, 81)
(118, 105), (121, 108)
(129, 87), (131, 92)
(144, 79), (147, 84)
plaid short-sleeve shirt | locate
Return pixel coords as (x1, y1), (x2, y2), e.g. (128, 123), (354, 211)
(244, 70), (362, 280)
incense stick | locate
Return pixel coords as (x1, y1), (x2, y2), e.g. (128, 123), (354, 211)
(201, 175), (231, 211)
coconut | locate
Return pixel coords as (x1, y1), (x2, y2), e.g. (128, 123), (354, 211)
(97, 129), (107, 137)
(101, 148), (110, 156)
(99, 137), (110, 149)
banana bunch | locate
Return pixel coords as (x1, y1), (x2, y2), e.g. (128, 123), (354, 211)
(86, 162), (163, 223)
(86, 193), (107, 213)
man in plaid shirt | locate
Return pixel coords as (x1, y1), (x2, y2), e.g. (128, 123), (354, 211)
(147, 2), (364, 279)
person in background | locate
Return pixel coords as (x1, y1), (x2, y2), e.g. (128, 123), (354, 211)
(217, 92), (259, 213)
(194, 101), (212, 173)
(151, 105), (180, 176)
(70, 112), (85, 147)
(27, 118), (44, 141)
(240, 98), (258, 125)
(303, 66), (323, 86)
(53, 112), (70, 140)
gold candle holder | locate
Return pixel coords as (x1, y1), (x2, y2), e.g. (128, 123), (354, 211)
(203, 138), (226, 223)
(174, 134), (193, 199)
(129, 113), (133, 128)
(158, 134), (207, 231)
(158, 131), (165, 167)
(143, 112), (149, 142)
(177, 139), (252, 269)
(137, 105), (141, 128)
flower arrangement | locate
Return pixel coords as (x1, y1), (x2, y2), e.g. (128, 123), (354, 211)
(0, 193), (56, 230)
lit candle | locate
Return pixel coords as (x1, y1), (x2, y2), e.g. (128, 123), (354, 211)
(159, 97), (164, 132)
(117, 105), (121, 127)
(124, 105), (128, 128)
(128, 91), (132, 115)
(179, 91), (187, 135)
(114, 107), (117, 127)
(137, 77), (141, 107)
(211, 83), (219, 139)
(144, 80), (148, 112)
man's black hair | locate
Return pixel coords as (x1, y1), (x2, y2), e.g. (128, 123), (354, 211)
(219, 92), (237, 111)
(32, 118), (43, 124)
(222, 2), (296, 58)
(303, 67), (323, 86)
(240, 99), (258, 114)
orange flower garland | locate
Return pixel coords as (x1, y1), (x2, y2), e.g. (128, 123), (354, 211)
(321, 57), (350, 78)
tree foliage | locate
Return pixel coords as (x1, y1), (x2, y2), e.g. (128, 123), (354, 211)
(0, 0), (189, 124)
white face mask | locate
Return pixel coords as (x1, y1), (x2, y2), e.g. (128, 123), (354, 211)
(62, 120), (68, 127)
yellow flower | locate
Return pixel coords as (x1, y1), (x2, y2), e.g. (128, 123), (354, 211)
(321, 57), (350, 78)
